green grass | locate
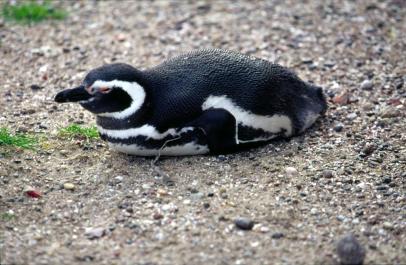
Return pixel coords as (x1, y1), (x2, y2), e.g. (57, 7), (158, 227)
(1, 212), (15, 222)
(2, 1), (67, 24)
(0, 127), (37, 149)
(58, 124), (99, 140)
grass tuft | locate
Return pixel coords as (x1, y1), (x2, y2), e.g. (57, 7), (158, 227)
(0, 127), (37, 149)
(1, 212), (15, 221)
(58, 124), (99, 140)
(2, 1), (67, 24)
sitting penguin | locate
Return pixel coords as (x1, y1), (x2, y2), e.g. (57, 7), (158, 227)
(55, 49), (327, 156)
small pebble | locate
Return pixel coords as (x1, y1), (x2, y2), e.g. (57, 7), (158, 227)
(332, 91), (350, 105)
(376, 185), (388, 191)
(324, 60), (336, 67)
(336, 215), (346, 222)
(25, 187), (41, 198)
(116, 33), (126, 42)
(362, 103), (375, 111)
(322, 170), (334, 178)
(141, 183), (151, 189)
(361, 143), (376, 156)
(30, 84), (42, 90)
(63, 183), (75, 190)
(271, 232), (284, 239)
(380, 107), (400, 118)
(260, 227), (270, 233)
(360, 80), (374, 90)
(356, 183), (367, 190)
(235, 217), (254, 230)
(190, 192), (204, 200)
(347, 113), (358, 120)
(285, 167), (298, 177)
(382, 222), (394, 230)
(157, 188), (169, 196)
(382, 176), (391, 184)
(153, 212), (164, 220)
(301, 58), (313, 64)
(336, 234), (366, 265)
(114, 176), (124, 183)
(334, 123), (344, 132)
(85, 227), (105, 240)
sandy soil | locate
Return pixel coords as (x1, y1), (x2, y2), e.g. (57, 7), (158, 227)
(0, 1), (405, 264)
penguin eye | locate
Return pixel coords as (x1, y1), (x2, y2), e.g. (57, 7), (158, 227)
(99, 87), (112, 94)
(86, 86), (96, 94)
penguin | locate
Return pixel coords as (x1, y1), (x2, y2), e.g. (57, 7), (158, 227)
(55, 49), (327, 156)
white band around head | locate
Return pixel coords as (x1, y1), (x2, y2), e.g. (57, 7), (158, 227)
(92, 80), (146, 119)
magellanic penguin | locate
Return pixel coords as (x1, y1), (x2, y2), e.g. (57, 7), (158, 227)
(55, 49), (327, 156)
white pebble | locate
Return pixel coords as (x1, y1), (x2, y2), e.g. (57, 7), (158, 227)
(285, 167), (298, 177)
(114, 175), (124, 182)
(360, 79), (373, 90)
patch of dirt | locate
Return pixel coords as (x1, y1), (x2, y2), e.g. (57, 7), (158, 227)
(0, 1), (405, 264)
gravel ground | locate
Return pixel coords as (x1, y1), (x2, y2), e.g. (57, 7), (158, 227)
(0, 1), (405, 264)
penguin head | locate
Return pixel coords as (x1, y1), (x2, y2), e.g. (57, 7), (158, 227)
(55, 63), (146, 119)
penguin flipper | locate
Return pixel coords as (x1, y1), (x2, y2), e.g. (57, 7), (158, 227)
(186, 108), (238, 154)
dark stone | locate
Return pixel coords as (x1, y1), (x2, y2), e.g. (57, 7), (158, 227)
(336, 234), (366, 265)
(301, 58), (313, 64)
(394, 78), (403, 89)
(361, 144), (377, 156)
(334, 123), (344, 132)
(271, 232), (285, 239)
(376, 185), (388, 191)
(189, 187), (199, 193)
(382, 176), (391, 184)
(30, 84), (42, 90)
(322, 170), (334, 178)
(234, 217), (254, 230)
(324, 61), (336, 67)
(388, 182), (396, 187)
(75, 255), (94, 262)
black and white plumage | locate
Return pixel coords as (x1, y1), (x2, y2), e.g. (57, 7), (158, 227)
(55, 49), (327, 156)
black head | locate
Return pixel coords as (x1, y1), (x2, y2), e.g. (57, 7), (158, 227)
(55, 64), (146, 116)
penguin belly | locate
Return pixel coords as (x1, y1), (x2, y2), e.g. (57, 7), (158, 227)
(97, 125), (210, 156)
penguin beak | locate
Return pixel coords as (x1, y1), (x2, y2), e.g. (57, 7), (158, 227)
(54, 85), (93, 103)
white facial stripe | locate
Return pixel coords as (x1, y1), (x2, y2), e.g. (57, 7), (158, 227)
(202, 95), (293, 137)
(97, 124), (177, 140)
(108, 142), (209, 156)
(92, 80), (146, 119)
